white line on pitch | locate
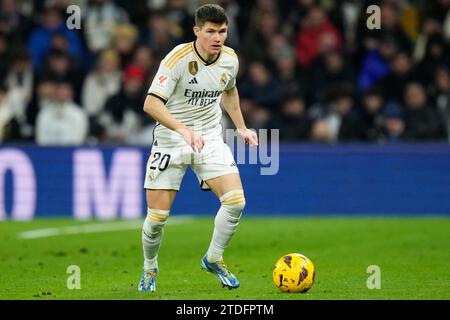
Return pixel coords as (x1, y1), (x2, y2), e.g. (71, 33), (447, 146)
(18, 217), (194, 240)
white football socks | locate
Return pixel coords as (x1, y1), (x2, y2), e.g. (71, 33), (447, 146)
(142, 208), (170, 271)
(206, 189), (246, 263)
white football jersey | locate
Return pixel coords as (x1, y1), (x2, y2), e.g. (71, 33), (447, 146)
(148, 41), (239, 146)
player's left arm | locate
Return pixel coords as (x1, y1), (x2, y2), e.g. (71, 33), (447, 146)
(221, 86), (258, 146)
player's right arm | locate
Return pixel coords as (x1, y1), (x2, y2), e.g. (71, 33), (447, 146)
(143, 95), (204, 152)
(144, 45), (204, 152)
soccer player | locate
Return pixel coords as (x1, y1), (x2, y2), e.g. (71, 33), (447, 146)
(138, 4), (258, 292)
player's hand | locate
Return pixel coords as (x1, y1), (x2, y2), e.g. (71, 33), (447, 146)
(176, 127), (205, 152)
(237, 128), (258, 147)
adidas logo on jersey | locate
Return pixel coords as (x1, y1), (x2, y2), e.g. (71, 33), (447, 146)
(188, 77), (198, 84)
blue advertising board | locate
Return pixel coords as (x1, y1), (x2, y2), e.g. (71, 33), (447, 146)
(1, 144), (449, 220)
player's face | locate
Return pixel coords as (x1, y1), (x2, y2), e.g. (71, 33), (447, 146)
(194, 22), (228, 57)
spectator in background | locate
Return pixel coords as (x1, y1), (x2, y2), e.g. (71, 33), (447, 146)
(0, 84), (13, 142)
(0, 33), (10, 82)
(28, 7), (82, 69)
(239, 61), (283, 112)
(242, 11), (280, 62)
(332, 87), (363, 142)
(34, 77), (58, 112)
(3, 94), (30, 142)
(113, 24), (138, 68)
(245, 0), (280, 37)
(403, 82), (447, 141)
(284, 0), (317, 38)
(6, 50), (34, 108)
(49, 32), (83, 71)
(378, 1), (412, 53)
(0, 0), (33, 44)
(355, 0), (412, 57)
(295, 6), (343, 68)
(274, 94), (312, 142)
(132, 45), (157, 88)
(412, 16), (442, 64)
(444, 7), (450, 41)
(311, 86), (362, 143)
(357, 35), (399, 92)
(163, 0), (195, 43)
(47, 0), (74, 18)
(102, 64), (151, 144)
(307, 49), (355, 104)
(36, 49), (83, 102)
(337, 0), (361, 53)
(233, 98), (270, 131)
(82, 48), (122, 141)
(114, 0), (148, 27)
(216, 0), (240, 48)
(3, 50), (33, 140)
(140, 12), (175, 61)
(252, 0), (279, 16)
(380, 101), (405, 144)
(415, 33), (450, 86)
(35, 81), (87, 145)
(431, 66), (450, 141)
(311, 118), (331, 143)
(422, 0), (450, 33)
(380, 51), (417, 103)
(26, 75), (58, 132)
(267, 33), (292, 66)
(84, 0), (129, 53)
(274, 48), (306, 101)
(359, 87), (385, 143)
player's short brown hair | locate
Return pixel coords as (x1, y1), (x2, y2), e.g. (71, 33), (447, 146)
(195, 4), (228, 28)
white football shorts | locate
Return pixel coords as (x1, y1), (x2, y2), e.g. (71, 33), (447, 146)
(143, 138), (239, 191)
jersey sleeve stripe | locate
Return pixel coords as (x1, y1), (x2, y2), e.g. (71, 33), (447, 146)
(148, 92), (168, 104)
(164, 43), (191, 64)
(166, 48), (193, 69)
(167, 49), (192, 69)
(222, 48), (238, 59)
(164, 44), (192, 68)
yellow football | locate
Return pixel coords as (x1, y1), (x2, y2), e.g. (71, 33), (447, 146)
(273, 253), (315, 293)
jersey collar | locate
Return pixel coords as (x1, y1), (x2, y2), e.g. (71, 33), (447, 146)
(192, 41), (222, 67)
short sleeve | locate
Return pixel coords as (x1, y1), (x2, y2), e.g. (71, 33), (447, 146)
(148, 62), (179, 103)
(224, 59), (239, 91)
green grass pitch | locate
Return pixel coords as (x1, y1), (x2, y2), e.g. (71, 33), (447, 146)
(0, 216), (449, 300)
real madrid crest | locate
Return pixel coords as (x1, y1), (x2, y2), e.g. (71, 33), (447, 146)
(220, 73), (228, 87)
(188, 61), (198, 76)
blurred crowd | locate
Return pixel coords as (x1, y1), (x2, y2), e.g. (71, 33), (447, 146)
(0, 0), (450, 145)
